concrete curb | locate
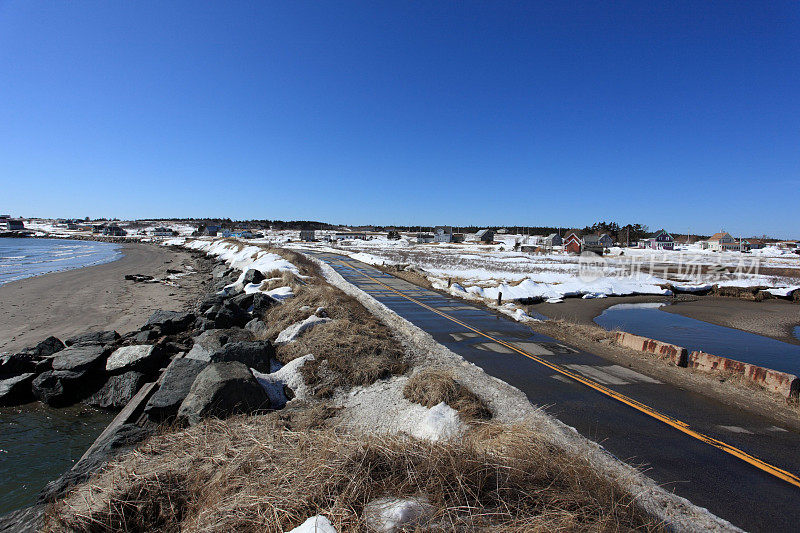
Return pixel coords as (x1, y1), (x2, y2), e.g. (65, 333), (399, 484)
(613, 330), (800, 399)
(688, 351), (800, 399)
(613, 331), (688, 367)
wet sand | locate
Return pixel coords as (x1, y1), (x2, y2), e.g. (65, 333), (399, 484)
(527, 295), (669, 325)
(661, 298), (800, 346)
(528, 294), (800, 345)
(0, 243), (210, 353)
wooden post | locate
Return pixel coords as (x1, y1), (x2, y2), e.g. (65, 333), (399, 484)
(497, 292), (502, 306)
(448, 278), (451, 287)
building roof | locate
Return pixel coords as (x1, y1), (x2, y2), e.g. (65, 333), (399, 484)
(709, 232), (731, 242)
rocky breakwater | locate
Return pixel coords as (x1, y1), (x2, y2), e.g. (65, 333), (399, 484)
(0, 263), (305, 531)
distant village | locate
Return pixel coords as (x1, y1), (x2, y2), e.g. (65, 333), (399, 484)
(1, 215), (798, 256)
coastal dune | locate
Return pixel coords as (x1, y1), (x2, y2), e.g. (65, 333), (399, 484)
(0, 243), (208, 353)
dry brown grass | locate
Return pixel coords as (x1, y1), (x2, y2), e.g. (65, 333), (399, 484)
(258, 269), (299, 292)
(44, 415), (661, 532)
(404, 368), (492, 422)
(257, 252), (408, 393)
(221, 238), (245, 252)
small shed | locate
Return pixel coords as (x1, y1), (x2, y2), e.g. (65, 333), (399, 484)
(598, 234), (614, 248)
(545, 233), (562, 247)
(475, 229), (494, 243)
(300, 229), (316, 242)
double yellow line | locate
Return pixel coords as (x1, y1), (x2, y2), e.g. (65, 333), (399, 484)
(334, 257), (800, 489)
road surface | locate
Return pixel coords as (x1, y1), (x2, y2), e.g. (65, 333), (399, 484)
(311, 251), (800, 532)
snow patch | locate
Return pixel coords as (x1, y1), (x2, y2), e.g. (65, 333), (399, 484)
(252, 354), (314, 408)
(275, 315), (331, 345)
(287, 515), (337, 533)
(410, 402), (464, 442)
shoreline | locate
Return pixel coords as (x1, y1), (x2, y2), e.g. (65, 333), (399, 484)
(528, 294), (800, 346)
(0, 242), (212, 353)
(0, 237), (123, 288)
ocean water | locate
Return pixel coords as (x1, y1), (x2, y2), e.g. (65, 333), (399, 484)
(0, 238), (122, 286)
(0, 237), (122, 514)
(0, 404), (114, 515)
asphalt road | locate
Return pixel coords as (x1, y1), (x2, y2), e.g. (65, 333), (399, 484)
(312, 251), (800, 532)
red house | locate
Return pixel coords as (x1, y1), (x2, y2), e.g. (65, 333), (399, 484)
(564, 233), (582, 254)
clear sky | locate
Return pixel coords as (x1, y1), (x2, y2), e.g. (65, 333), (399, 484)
(0, 2), (798, 237)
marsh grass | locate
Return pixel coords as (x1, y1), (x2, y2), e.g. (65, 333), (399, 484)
(44, 415), (661, 532)
(404, 368), (492, 421)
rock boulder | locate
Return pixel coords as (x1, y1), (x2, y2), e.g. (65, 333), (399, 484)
(210, 341), (274, 373)
(32, 370), (96, 407)
(50, 344), (109, 373)
(177, 362), (270, 426)
(144, 358), (208, 421)
(105, 344), (165, 374)
(143, 310), (195, 335)
(85, 371), (147, 409)
(0, 373), (36, 406)
(65, 330), (119, 347)
(242, 268), (265, 285)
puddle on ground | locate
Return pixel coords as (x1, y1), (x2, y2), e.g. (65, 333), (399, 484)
(595, 303), (800, 376)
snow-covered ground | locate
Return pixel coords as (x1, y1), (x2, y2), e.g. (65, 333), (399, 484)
(278, 233), (800, 307)
(16, 222), (800, 307)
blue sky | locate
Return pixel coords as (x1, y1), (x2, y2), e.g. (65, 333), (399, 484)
(0, 1), (798, 237)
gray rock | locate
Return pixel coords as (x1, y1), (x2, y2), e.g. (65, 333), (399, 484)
(252, 292), (277, 316)
(32, 370), (95, 407)
(177, 361), (270, 426)
(215, 301), (250, 328)
(0, 353), (43, 378)
(211, 264), (232, 279)
(106, 344), (165, 374)
(51, 344), (109, 373)
(38, 423), (153, 503)
(193, 317), (215, 331)
(245, 318), (269, 338)
(199, 293), (226, 312)
(65, 330), (119, 347)
(242, 268), (265, 285)
(144, 358), (208, 421)
(133, 329), (160, 343)
(85, 371), (147, 409)
(0, 373), (35, 406)
(210, 341), (274, 373)
(230, 291), (255, 311)
(144, 309), (196, 335)
(23, 336), (65, 358)
(185, 328), (254, 361)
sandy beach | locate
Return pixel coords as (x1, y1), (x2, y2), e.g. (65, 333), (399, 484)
(0, 243), (211, 353)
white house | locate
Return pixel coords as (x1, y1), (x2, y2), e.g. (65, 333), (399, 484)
(708, 232), (739, 252)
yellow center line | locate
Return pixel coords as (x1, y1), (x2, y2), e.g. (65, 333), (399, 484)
(330, 256), (800, 489)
